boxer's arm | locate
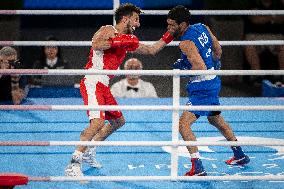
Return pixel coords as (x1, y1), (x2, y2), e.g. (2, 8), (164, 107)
(180, 40), (206, 70)
(135, 40), (165, 55)
(92, 25), (116, 50)
(134, 31), (174, 55)
(109, 34), (139, 51)
(206, 26), (222, 61)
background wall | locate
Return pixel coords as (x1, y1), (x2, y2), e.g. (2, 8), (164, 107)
(1, 0), (262, 97)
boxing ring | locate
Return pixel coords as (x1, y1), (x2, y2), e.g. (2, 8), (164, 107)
(1, 4), (284, 189)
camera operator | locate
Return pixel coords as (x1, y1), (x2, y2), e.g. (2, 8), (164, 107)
(0, 46), (29, 105)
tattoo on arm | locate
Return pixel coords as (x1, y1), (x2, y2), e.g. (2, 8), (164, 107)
(135, 39), (166, 55)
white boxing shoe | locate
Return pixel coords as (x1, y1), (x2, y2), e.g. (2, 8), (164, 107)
(65, 162), (83, 177)
(83, 147), (102, 169)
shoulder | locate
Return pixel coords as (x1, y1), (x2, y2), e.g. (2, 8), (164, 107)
(181, 25), (198, 41)
(179, 40), (196, 51)
(99, 25), (116, 34)
(204, 25), (211, 32)
(93, 25), (116, 42)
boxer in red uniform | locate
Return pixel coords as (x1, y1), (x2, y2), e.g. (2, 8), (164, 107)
(65, 3), (174, 176)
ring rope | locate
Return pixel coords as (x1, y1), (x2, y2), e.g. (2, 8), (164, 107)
(0, 105), (283, 111)
(0, 69), (284, 76)
(0, 10), (283, 15)
(32, 175), (284, 182)
(26, 175), (284, 182)
(0, 40), (283, 46)
(1, 140), (284, 147)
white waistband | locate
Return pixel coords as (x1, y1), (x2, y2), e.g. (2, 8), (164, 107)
(189, 67), (216, 83)
(190, 75), (216, 83)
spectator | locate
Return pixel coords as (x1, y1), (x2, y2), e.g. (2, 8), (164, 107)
(111, 58), (158, 98)
(244, 0), (284, 84)
(0, 46), (29, 105)
(31, 35), (67, 86)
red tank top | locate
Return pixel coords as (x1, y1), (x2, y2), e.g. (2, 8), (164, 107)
(85, 47), (126, 79)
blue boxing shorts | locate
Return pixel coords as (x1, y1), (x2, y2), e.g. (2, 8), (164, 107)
(186, 76), (221, 117)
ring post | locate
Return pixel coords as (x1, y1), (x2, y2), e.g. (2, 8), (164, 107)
(171, 70), (180, 180)
(0, 173), (28, 188)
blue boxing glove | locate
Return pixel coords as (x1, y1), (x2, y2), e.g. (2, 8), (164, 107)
(172, 59), (190, 70)
(213, 59), (221, 70)
(172, 59), (193, 78)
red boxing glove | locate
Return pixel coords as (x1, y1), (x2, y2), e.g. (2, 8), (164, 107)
(109, 34), (139, 51)
(161, 31), (174, 44)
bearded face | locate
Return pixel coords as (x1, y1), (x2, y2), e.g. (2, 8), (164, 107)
(167, 18), (182, 38)
(124, 12), (140, 34)
(172, 25), (182, 38)
(126, 21), (134, 34)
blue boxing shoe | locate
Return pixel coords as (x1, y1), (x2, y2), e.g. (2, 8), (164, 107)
(225, 154), (250, 165)
(185, 158), (207, 176)
(225, 146), (250, 165)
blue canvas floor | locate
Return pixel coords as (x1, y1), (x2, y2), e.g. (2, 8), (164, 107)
(1, 97), (284, 189)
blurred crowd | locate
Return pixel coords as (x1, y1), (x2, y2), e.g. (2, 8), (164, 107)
(243, 0), (283, 86)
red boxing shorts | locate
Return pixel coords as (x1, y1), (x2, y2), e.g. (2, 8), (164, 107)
(80, 76), (122, 120)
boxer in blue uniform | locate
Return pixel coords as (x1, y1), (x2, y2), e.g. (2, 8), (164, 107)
(167, 5), (250, 176)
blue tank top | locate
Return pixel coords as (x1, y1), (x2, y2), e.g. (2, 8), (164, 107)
(180, 23), (214, 70)
(180, 23), (220, 91)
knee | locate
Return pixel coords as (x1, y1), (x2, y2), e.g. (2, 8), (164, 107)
(179, 112), (196, 132)
(81, 119), (104, 138)
(110, 116), (125, 130)
(90, 118), (105, 127)
(207, 114), (222, 126)
(117, 116), (126, 127)
(207, 116), (217, 125)
(80, 129), (94, 141)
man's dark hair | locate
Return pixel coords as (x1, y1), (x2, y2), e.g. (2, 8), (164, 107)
(115, 3), (142, 23)
(167, 5), (191, 25)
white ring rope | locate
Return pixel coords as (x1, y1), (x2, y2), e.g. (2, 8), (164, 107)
(0, 40), (283, 46)
(29, 175), (284, 182)
(0, 10), (283, 16)
(1, 140), (284, 147)
(0, 69), (283, 76)
(0, 105), (283, 111)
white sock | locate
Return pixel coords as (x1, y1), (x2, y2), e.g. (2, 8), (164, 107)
(190, 152), (201, 159)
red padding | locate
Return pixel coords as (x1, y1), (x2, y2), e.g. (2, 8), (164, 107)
(0, 173), (28, 186)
